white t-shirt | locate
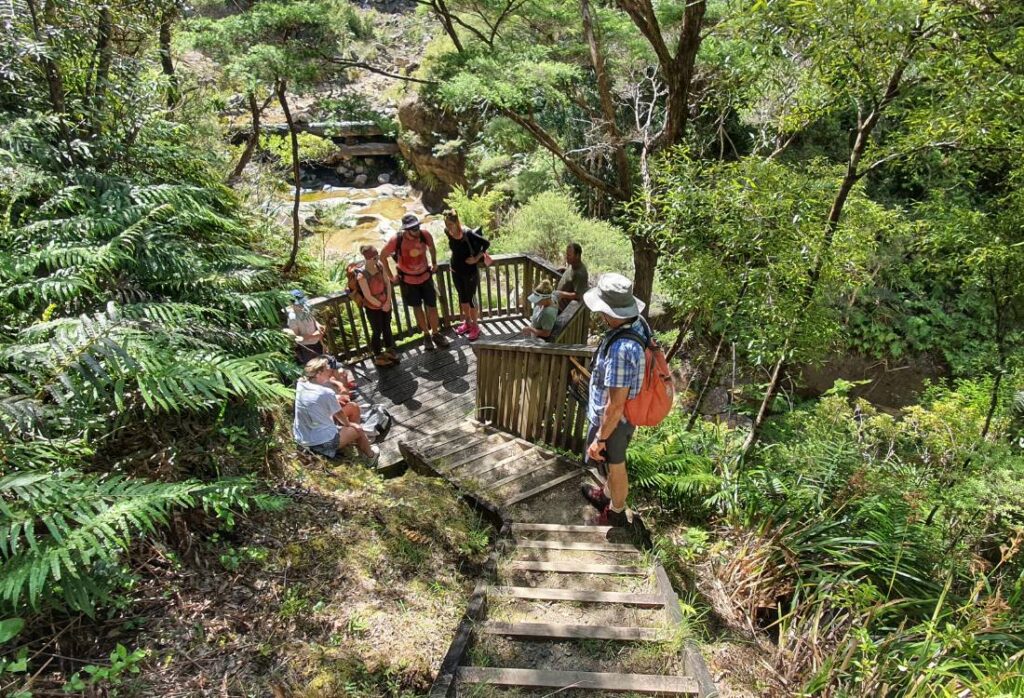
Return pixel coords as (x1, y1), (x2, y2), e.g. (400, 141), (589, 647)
(287, 307), (319, 345)
(293, 380), (340, 447)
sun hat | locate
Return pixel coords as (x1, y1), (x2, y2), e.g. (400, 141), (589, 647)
(583, 273), (645, 318)
(527, 279), (554, 304)
(400, 213), (421, 230)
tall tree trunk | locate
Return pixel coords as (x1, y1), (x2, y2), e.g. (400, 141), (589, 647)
(229, 91), (262, 184)
(27, 0), (66, 117)
(981, 370), (1004, 441)
(632, 236), (657, 311)
(581, 0), (630, 195)
(687, 333), (726, 431)
(741, 48), (915, 458)
(278, 81), (302, 274)
(430, 0), (464, 52)
(660, 0), (705, 148)
(159, 8), (180, 108)
(85, 5), (113, 138)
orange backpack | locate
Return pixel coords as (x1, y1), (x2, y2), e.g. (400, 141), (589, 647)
(346, 262), (366, 307)
(599, 324), (674, 427)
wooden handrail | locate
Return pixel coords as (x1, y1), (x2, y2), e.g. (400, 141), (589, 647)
(308, 253), (559, 360)
(473, 338), (595, 453)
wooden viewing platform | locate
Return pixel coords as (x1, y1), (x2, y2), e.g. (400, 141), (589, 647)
(307, 253), (717, 696)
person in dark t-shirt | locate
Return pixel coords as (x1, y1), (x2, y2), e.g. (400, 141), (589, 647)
(444, 209), (490, 342)
(556, 242), (589, 311)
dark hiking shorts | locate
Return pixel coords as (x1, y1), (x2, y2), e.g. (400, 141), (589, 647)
(400, 278), (437, 308)
(586, 420), (636, 475)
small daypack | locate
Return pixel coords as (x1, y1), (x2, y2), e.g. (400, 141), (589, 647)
(346, 262), (366, 306)
(599, 323), (674, 427)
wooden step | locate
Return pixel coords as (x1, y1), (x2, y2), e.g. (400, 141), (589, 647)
(516, 540), (640, 553)
(507, 561), (647, 575)
(419, 425), (489, 454)
(478, 621), (663, 641)
(427, 436), (495, 461)
(503, 469), (583, 506)
(490, 586), (664, 607)
(442, 442), (515, 472)
(483, 458), (558, 491)
(467, 448), (539, 479)
(511, 523), (613, 535)
(458, 667), (698, 695)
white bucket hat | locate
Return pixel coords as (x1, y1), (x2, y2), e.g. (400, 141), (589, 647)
(583, 273), (645, 318)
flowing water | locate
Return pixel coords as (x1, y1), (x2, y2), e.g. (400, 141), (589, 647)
(283, 183), (443, 261)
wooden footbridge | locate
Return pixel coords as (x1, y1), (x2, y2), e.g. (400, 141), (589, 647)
(310, 254), (717, 696)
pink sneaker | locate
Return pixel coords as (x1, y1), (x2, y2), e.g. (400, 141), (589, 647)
(454, 321), (470, 336)
(466, 324), (481, 341)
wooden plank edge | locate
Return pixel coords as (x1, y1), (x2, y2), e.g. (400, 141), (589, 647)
(457, 667), (698, 695)
(510, 523), (613, 534)
(507, 560), (648, 575)
(503, 468), (584, 506)
(478, 621), (663, 642)
(490, 586), (664, 607)
(516, 539), (641, 553)
(654, 561), (719, 698)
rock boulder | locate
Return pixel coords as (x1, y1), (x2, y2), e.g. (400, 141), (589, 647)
(397, 91), (468, 212)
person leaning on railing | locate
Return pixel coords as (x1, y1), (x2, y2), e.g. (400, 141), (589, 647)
(355, 244), (400, 368)
(285, 289), (326, 363)
(294, 357), (379, 466)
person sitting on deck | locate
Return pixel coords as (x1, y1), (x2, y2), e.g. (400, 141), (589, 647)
(522, 279), (558, 340)
(294, 357), (379, 465)
(381, 214), (451, 351)
(355, 244), (399, 368)
(285, 289), (326, 364)
(443, 208), (490, 342)
(556, 242), (589, 311)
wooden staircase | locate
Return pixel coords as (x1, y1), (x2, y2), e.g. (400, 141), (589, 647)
(401, 422), (717, 697)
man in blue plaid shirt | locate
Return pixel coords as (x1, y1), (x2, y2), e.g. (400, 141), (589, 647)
(580, 273), (651, 528)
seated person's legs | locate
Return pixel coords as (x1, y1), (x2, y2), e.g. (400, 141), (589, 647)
(337, 424), (373, 457)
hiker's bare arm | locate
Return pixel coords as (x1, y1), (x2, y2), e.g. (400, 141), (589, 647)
(598, 388), (628, 440)
(357, 275), (381, 308)
(429, 241), (438, 273)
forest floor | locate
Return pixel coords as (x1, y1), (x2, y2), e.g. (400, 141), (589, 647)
(26, 456), (490, 697)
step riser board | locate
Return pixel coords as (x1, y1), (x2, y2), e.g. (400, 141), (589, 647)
(490, 586), (664, 607)
(458, 667), (699, 695)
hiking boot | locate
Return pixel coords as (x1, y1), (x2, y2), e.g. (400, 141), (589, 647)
(454, 321), (470, 335)
(384, 348), (400, 362)
(432, 332), (450, 348)
(466, 324), (481, 341)
(373, 354), (396, 367)
(589, 505), (629, 528)
(423, 334), (436, 351)
(581, 484), (610, 511)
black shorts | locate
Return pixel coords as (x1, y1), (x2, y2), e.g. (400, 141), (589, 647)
(452, 271), (480, 307)
(587, 420), (636, 470)
(400, 278), (437, 308)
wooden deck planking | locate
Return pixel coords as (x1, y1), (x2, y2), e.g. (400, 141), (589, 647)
(348, 319), (527, 469)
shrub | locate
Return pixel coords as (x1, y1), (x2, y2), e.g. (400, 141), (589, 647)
(492, 191), (632, 273)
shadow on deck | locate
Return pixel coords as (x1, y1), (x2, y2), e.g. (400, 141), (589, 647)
(350, 318), (529, 470)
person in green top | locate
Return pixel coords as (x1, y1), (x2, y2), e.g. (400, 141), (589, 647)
(523, 279), (558, 339)
(556, 242), (589, 311)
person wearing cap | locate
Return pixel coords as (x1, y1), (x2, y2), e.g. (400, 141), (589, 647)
(443, 209), (490, 342)
(579, 273), (651, 528)
(355, 244), (399, 367)
(381, 214), (450, 351)
(555, 242), (589, 312)
(294, 357), (379, 466)
(522, 279), (558, 339)
(286, 289), (325, 364)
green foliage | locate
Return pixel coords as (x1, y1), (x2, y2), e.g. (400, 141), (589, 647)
(445, 186), (505, 230)
(492, 191), (631, 274)
(261, 132), (339, 166)
(61, 643), (147, 693)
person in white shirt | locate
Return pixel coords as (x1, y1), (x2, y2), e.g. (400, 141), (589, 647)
(293, 357), (379, 465)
